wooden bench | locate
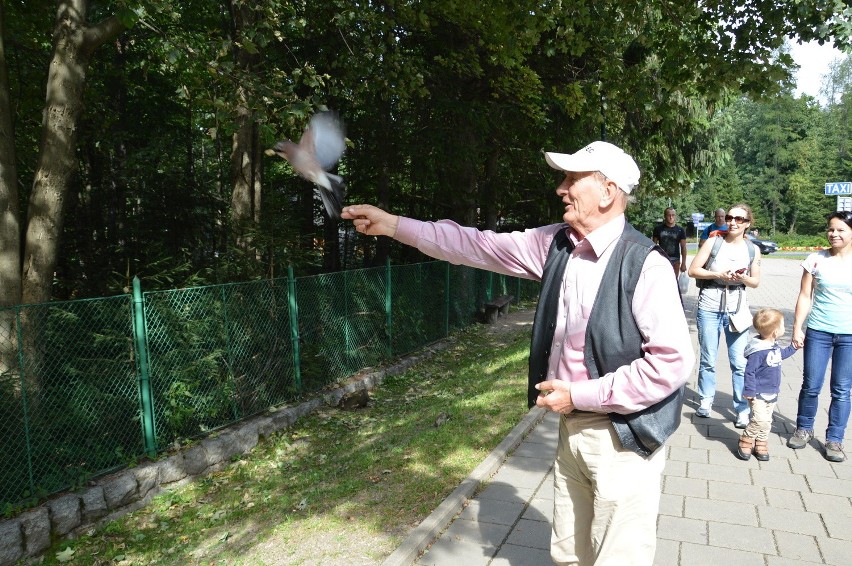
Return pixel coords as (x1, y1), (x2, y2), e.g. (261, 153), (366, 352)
(484, 294), (513, 324)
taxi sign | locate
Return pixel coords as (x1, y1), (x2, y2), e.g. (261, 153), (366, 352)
(825, 182), (852, 195)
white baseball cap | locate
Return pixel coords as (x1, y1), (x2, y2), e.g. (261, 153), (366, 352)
(544, 141), (640, 194)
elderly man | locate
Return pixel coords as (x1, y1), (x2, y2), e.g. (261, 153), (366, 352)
(342, 141), (694, 565)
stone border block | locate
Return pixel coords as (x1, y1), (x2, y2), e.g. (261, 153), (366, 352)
(19, 507), (50, 558)
(80, 486), (108, 523)
(0, 520), (22, 566)
(46, 493), (81, 537)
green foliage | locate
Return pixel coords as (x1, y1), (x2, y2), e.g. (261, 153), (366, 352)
(0, 297), (141, 510)
(2, 0), (852, 300)
(687, 52), (851, 236)
(296, 268), (388, 391)
(771, 233), (830, 248)
(144, 280), (302, 444)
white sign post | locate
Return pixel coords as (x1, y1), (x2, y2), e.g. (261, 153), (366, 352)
(825, 182), (852, 211)
(691, 213), (704, 244)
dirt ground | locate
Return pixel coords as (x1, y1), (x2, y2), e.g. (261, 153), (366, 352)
(484, 306), (534, 337)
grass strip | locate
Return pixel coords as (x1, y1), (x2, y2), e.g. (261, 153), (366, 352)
(41, 314), (533, 565)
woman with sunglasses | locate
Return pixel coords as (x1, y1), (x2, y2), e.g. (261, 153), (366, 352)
(787, 211), (852, 462)
(688, 204), (761, 428)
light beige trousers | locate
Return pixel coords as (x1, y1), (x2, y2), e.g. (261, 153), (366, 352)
(551, 412), (665, 566)
(742, 396), (776, 441)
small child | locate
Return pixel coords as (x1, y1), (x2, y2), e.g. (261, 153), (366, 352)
(736, 308), (799, 461)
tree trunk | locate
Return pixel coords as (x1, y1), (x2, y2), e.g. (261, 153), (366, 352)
(372, 161), (392, 267)
(229, 93), (261, 249)
(322, 218), (340, 272)
(0, 1), (22, 376)
(227, 2), (262, 258)
(0, 1), (21, 307)
(21, 0), (126, 305)
(18, 1), (126, 401)
(482, 147), (500, 231)
(458, 122), (480, 226)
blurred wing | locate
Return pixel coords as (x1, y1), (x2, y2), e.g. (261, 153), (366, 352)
(318, 175), (346, 220)
(309, 111), (346, 171)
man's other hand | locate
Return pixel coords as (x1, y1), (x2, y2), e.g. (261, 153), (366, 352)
(535, 380), (575, 414)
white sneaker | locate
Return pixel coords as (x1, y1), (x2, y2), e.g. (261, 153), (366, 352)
(735, 411), (749, 429)
(695, 398), (712, 418)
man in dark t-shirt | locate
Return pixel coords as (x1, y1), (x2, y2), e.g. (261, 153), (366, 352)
(652, 207), (687, 276)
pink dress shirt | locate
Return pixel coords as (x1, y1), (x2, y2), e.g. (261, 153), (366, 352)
(394, 214), (695, 415)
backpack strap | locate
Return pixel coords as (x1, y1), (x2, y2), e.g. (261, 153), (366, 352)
(697, 236), (724, 289)
(745, 239), (755, 267)
(706, 235), (724, 267)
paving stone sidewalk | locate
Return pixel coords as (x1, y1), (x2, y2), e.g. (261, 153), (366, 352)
(390, 255), (852, 566)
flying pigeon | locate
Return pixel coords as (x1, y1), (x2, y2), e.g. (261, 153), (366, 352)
(269, 111), (347, 219)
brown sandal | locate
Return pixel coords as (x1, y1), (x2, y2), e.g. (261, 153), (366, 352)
(737, 435), (754, 460)
(753, 439), (770, 461)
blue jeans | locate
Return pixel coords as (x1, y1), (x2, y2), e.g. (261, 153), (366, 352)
(696, 309), (749, 415)
(795, 328), (852, 443)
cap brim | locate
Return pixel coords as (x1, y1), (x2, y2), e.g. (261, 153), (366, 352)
(544, 152), (589, 173)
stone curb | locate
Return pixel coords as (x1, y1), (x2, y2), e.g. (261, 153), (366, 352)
(381, 406), (547, 566)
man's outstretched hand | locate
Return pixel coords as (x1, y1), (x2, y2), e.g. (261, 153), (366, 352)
(341, 205), (400, 238)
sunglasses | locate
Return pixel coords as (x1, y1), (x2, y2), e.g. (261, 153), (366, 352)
(725, 215), (750, 223)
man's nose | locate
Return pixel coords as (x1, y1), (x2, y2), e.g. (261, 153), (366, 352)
(555, 179), (570, 195)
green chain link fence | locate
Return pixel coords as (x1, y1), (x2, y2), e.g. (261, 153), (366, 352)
(0, 261), (540, 513)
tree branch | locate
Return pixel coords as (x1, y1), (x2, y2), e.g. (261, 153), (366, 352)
(82, 15), (127, 55)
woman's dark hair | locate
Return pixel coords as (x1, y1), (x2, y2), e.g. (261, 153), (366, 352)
(827, 211), (852, 228)
(728, 203), (754, 225)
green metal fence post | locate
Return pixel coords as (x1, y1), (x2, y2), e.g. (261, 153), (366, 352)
(15, 307), (36, 495)
(385, 257), (392, 357)
(132, 277), (157, 457)
(287, 266), (302, 393)
(487, 271), (494, 300)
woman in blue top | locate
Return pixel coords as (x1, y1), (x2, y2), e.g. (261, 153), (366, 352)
(788, 211), (852, 462)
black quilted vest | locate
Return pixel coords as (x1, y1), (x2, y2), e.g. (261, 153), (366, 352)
(527, 223), (685, 457)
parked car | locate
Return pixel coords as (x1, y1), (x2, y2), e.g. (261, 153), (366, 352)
(746, 233), (779, 254)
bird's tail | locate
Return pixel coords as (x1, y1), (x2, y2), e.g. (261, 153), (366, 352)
(320, 173), (347, 220)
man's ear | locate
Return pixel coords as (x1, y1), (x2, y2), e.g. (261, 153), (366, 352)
(598, 178), (620, 207)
